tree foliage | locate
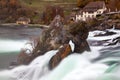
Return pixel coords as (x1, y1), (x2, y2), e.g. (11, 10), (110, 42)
(108, 0), (120, 11)
(0, 0), (35, 23)
(40, 5), (64, 25)
(77, 0), (120, 11)
(9, 0), (19, 8)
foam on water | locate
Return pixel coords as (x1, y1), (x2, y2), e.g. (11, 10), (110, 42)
(0, 46), (109, 80)
(97, 63), (120, 80)
(0, 39), (27, 53)
(0, 45), (119, 80)
(0, 28), (120, 80)
(88, 28), (120, 41)
(40, 54), (108, 80)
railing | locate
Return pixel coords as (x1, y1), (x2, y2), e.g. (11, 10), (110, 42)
(105, 11), (120, 15)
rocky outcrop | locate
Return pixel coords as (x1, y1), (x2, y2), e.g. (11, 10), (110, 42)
(48, 21), (90, 69)
(17, 15), (65, 65)
(68, 21), (90, 53)
(49, 40), (90, 69)
(17, 15), (90, 69)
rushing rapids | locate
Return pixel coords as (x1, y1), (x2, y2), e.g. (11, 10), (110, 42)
(0, 28), (120, 80)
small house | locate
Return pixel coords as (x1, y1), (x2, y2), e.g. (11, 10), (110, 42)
(16, 17), (31, 25)
(75, 1), (107, 21)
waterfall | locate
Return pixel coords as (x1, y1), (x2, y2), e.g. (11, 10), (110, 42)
(0, 46), (109, 80)
(0, 28), (120, 80)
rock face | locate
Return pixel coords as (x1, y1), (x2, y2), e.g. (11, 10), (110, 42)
(17, 15), (65, 65)
(68, 21), (90, 53)
(48, 21), (90, 69)
(17, 15), (63, 64)
(17, 15), (90, 69)
(49, 44), (72, 70)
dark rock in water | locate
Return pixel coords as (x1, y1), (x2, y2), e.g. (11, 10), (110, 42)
(49, 40), (90, 69)
(94, 31), (116, 37)
(88, 40), (110, 46)
(9, 61), (18, 69)
(74, 40), (90, 53)
(107, 37), (120, 46)
(17, 15), (64, 65)
(49, 21), (91, 69)
(113, 37), (120, 42)
(107, 40), (118, 46)
(17, 16), (90, 69)
(49, 44), (72, 70)
(17, 49), (32, 65)
(116, 24), (120, 29)
(68, 21), (90, 53)
(88, 36), (120, 46)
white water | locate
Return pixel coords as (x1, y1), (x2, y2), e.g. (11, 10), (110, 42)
(0, 39), (27, 53)
(0, 47), (109, 80)
(88, 29), (120, 41)
(0, 28), (120, 80)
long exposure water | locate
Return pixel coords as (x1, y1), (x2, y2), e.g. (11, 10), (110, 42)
(0, 27), (120, 80)
(0, 26), (42, 69)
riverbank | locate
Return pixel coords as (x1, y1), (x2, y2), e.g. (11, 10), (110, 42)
(0, 23), (49, 28)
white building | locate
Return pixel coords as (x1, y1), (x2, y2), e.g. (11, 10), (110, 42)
(16, 17), (31, 25)
(75, 1), (107, 21)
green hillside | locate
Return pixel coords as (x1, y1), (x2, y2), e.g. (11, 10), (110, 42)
(0, 0), (76, 24)
(20, 0), (77, 13)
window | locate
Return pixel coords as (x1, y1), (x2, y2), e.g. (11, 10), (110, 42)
(84, 15), (86, 18)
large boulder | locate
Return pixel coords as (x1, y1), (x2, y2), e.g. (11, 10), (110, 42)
(68, 21), (90, 53)
(17, 15), (64, 65)
(49, 44), (72, 70)
(49, 21), (91, 69)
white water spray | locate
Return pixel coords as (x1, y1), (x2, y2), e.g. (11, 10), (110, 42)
(0, 39), (27, 53)
(0, 28), (120, 80)
(0, 47), (109, 80)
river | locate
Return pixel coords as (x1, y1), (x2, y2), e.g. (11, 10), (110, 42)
(0, 27), (120, 80)
(0, 26), (42, 69)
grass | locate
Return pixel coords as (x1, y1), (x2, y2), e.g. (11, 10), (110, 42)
(18, 0), (77, 24)
(20, 0), (77, 14)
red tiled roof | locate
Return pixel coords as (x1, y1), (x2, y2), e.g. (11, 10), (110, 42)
(83, 1), (105, 13)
